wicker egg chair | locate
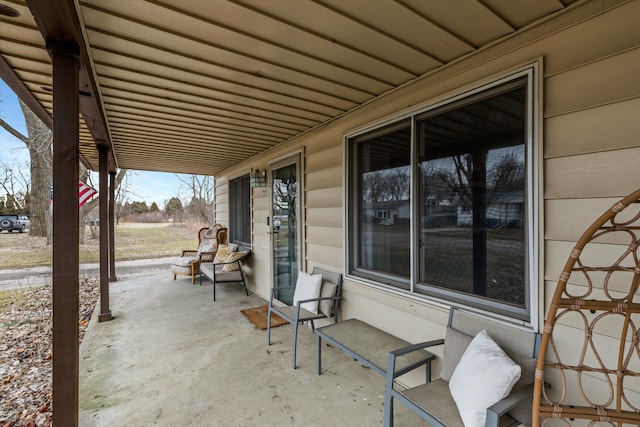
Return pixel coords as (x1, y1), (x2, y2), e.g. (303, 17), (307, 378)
(533, 188), (640, 426)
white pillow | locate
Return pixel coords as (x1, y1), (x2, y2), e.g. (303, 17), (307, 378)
(197, 237), (216, 255)
(292, 271), (322, 314)
(449, 330), (521, 427)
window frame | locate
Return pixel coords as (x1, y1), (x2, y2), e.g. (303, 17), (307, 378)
(228, 174), (251, 246)
(345, 66), (540, 325)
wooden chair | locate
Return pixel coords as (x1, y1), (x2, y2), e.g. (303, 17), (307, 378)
(533, 188), (640, 426)
(170, 224), (227, 284)
(267, 267), (343, 369)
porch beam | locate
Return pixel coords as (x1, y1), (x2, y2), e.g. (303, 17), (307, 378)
(109, 171), (117, 281)
(98, 144), (112, 321)
(0, 55), (52, 129)
(49, 38), (80, 427)
(27, 0), (116, 171)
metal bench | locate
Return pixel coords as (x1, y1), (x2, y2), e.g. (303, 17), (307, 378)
(315, 318), (435, 383)
(199, 246), (251, 301)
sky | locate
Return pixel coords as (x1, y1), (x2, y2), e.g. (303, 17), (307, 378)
(0, 79), (187, 209)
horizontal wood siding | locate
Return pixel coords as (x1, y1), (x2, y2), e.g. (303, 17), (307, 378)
(545, 198), (628, 243)
(544, 47), (640, 117)
(544, 97), (640, 158)
(545, 147), (640, 199)
(211, 1), (639, 399)
(541, 6), (640, 363)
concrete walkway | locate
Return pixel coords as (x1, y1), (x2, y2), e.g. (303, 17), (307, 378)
(78, 270), (426, 426)
(0, 257), (176, 291)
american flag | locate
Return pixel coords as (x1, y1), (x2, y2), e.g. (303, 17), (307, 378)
(49, 182), (98, 212)
(78, 182), (98, 207)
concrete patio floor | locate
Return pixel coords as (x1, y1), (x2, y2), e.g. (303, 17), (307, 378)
(78, 270), (427, 426)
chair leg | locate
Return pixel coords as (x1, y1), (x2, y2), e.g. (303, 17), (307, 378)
(383, 395), (394, 427)
(241, 275), (249, 296)
(292, 321), (299, 369)
(267, 306), (272, 345)
(173, 272), (176, 280)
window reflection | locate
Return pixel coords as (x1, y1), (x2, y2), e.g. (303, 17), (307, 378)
(356, 123), (411, 279)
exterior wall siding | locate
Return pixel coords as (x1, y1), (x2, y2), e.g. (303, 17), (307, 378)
(213, 0), (640, 391)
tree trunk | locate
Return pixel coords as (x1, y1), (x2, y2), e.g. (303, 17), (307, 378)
(19, 99), (52, 239)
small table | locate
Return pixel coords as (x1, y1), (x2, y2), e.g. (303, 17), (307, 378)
(315, 319), (435, 379)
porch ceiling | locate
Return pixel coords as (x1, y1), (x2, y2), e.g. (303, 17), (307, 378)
(1, 0), (578, 176)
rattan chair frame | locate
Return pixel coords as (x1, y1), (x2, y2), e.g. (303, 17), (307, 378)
(533, 189), (640, 426)
(171, 224), (227, 284)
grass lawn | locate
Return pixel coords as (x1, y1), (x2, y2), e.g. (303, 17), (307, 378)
(0, 223), (200, 269)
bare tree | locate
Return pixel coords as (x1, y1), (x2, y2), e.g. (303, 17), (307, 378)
(487, 148), (524, 201)
(362, 167), (410, 203)
(176, 174), (214, 223)
(427, 148), (524, 207)
(383, 168), (410, 201)
(362, 171), (386, 202)
(0, 99), (52, 238)
(0, 160), (30, 212)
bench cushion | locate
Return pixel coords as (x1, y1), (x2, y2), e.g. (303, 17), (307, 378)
(172, 256), (197, 268)
(402, 380), (464, 427)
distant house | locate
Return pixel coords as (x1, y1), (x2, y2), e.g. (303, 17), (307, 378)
(363, 200), (410, 225)
(456, 191), (524, 228)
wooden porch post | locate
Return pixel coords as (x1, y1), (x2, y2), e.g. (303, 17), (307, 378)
(98, 145), (112, 322)
(49, 39), (80, 427)
(109, 171), (117, 281)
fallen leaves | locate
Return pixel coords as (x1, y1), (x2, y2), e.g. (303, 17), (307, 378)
(0, 276), (99, 427)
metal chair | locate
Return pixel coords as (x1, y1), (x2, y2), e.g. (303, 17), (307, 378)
(384, 307), (540, 427)
(267, 267), (343, 369)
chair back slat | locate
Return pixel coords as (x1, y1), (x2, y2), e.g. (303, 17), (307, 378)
(449, 308), (537, 358)
(311, 267), (344, 317)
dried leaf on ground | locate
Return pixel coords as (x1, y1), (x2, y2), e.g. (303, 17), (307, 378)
(0, 276), (99, 427)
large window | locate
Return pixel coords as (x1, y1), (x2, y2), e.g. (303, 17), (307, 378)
(348, 71), (537, 320)
(229, 175), (251, 245)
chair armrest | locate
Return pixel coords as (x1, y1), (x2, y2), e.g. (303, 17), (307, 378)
(315, 295), (342, 302)
(389, 339), (445, 358)
(485, 384), (533, 427)
(294, 293), (342, 306)
(181, 249), (198, 257)
(213, 259), (241, 266)
(212, 252), (250, 266)
(198, 252), (216, 261)
(268, 285), (297, 307)
(387, 339), (443, 380)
